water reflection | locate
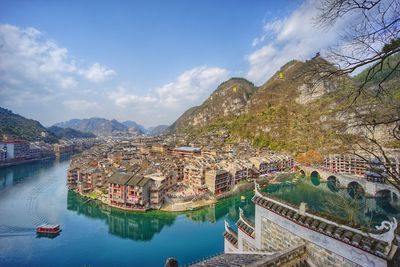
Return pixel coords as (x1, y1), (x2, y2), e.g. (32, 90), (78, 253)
(267, 179), (400, 227)
(67, 190), (255, 241)
(0, 156), (70, 190)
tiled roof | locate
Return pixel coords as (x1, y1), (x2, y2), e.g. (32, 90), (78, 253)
(236, 207), (255, 238)
(236, 220), (255, 238)
(188, 244), (308, 267)
(252, 195), (391, 259)
(223, 221), (238, 248)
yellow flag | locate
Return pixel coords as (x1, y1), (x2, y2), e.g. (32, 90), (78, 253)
(279, 72), (284, 80)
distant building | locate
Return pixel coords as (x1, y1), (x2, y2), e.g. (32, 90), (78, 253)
(29, 144), (41, 159)
(172, 146), (201, 158)
(0, 140), (30, 160)
(324, 154), (400, 179)
(53, 143), (74, 156)
(0, 144), (7, 161)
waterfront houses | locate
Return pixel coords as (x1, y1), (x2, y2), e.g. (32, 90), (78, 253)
(324, 153), (400, 178)
(205, 169), (231, 194)
(67, 138), (295, 211)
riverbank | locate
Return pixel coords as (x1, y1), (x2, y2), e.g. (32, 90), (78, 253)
(161, 198), (217, 212)
(73, 175), (287, 213)
(0, 156), (56, 168)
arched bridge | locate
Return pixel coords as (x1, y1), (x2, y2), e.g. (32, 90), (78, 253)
(299, 166), (399, 199)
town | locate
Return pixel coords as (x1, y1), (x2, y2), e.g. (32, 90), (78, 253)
(66, 134), (400, 215)
(66, 135), (294, 211)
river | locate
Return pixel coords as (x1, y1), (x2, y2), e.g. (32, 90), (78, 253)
(1, 157), (399, 266)
(0, 156), (254, 266)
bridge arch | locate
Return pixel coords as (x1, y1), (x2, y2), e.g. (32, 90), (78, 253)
(347, 181), (364, 198)
(310, 171), (320, 186)
(327, 175), (340, 192)
(376, 189), (399, 201)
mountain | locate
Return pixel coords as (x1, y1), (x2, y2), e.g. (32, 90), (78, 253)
(54, 118), (129, 136)
(121, 121), (146, 134)
(167, 78), (256, 133)
(47, 126), (96, 139)
(169, 58), (348, 153)
(0, 107), (59, 143)
(148, 125), (169, 136)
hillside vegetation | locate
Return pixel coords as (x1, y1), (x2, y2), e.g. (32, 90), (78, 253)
(171, 57), (398, 154)
(0, 107), (59, 143)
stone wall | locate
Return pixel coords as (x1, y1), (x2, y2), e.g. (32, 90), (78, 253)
(261, 217), (303, 252)
(306, 241), (361, 267)
(259, 214), (363, 266)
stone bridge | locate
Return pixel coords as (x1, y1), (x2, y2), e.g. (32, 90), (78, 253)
(299, 165), (399, 199)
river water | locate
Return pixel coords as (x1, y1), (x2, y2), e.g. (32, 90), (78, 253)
(1, 157), (399, 266)
(0, 157), (254, 266)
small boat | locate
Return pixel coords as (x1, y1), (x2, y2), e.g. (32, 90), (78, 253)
(36, 224), (61, 235)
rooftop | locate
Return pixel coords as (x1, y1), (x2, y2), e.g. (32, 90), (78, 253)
(174, 146), (201, 152)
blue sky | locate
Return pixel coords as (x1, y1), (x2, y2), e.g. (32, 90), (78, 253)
(0, 0), (346, 127)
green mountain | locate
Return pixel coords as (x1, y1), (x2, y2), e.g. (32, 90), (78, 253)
(54, 118), (129, 136)
(0, 107), (59, 143)
(167, 78), (256, 133)
(47, 126), (96, 139)
(148, 125), (169, 136)
(170, 58), (350, 153)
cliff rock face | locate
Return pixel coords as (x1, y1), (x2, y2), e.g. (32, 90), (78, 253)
(168, 78), (256, 132)
(170, 58), (347, 153)
(169, 56), (398, 153)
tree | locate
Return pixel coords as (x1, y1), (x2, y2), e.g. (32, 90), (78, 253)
(313, 0), (400, 190)
(296, 150), (323, 165)
(316, 0), (400, 92)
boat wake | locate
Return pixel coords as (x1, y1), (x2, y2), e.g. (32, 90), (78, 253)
(0, 225), (35, 237)
(23, 174), (56, 226)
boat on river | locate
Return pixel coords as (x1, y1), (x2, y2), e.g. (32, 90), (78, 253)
(36, 224), (61, 236)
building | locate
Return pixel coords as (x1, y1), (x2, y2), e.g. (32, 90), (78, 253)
(0, 144), (7, 161)
(145, 172), (167, 207)
(324, 153), (400, 180)
(53, 143), (74, 156)
(108, 172), (132, 207)
(108, 166), (151, 210)
(324, 154), (367, 176)
(29, 144), (41, 159)
(125, 174), (151, 208)
(0, 140), (30, 160)
(172, 146), (201, 158)
(222, 182), (398, 267)
(205, 169), (231, 194)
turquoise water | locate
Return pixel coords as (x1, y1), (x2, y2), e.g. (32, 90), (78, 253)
(0, 157), (254, 266)
(1, 158), (399, 266)
(266, 178), (400, 227)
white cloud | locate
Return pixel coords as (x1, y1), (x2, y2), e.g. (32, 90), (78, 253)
(0, 24), (115, 107)
(107, 66), (229, 123)
(108, 87), (158, 108)
(247, 0), (350, 84)
(155, 66), (229, 108)
(82, 63), (116, 82)
(60, 77), (78, 89)
(63, 100), (99, 111)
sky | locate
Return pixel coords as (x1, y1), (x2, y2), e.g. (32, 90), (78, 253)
(0, 0), (348, 127)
